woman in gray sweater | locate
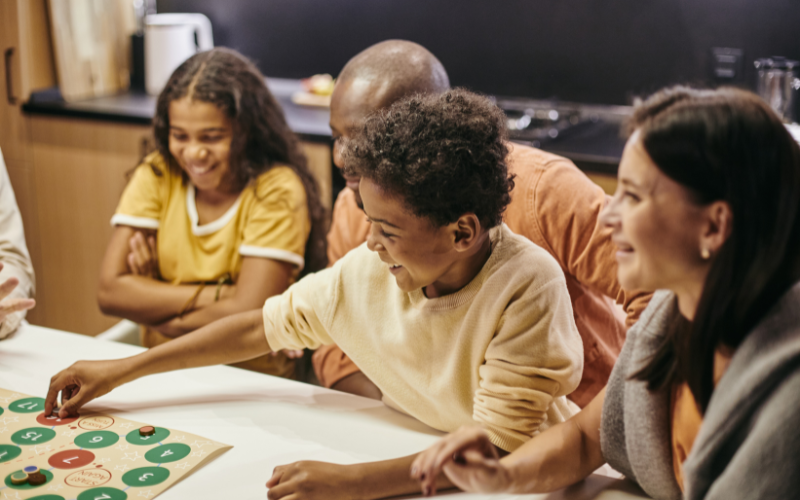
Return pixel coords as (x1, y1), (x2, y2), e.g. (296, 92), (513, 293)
(410, 86), (800, 499)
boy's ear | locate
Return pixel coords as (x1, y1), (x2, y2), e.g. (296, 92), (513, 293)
(451, 213), (482, 251)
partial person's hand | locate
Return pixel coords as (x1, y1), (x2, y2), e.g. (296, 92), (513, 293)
(150, 317), (189, 339)
(127, 231), (159, 278)
(411, 426), (514, 495)
(45, 359), (128, 418)
(266, 461), (359, 500)
(272, 349), (305, 359)
(0, 264), (35, 323)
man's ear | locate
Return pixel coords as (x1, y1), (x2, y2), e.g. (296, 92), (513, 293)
(451, 214), (482, 252)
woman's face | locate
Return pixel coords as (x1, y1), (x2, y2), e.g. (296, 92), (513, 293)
(168, 97), (234, 194)
(601, 131), (711, 294)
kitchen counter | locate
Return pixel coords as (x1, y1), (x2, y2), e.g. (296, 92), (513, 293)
(22, 79), (627, 170)
(22, 78), (332, 142)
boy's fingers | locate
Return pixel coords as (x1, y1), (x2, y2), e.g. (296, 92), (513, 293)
(59, 386), (91, 417)
(45, 373), (68, 414)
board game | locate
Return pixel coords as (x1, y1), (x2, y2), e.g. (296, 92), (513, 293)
(0, 388), (231, 500)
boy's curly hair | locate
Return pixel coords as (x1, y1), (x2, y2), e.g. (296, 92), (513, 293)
(343, 89), (514, 228)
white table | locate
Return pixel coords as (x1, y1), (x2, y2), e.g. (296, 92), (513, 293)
(0, 325), (648, 500)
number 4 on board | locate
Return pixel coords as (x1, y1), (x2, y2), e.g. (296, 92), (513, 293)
(161, 449), (173, 457)
(17, 402), (37, 409)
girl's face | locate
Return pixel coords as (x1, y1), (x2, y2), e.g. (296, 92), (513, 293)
(600, 131), (711, 294)
(168, 97), (234, 194)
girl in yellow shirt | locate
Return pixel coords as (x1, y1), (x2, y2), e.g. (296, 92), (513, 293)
(98, 48), (326, 378)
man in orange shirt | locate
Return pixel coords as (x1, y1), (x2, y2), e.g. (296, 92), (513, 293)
(315, 40), (651, 407)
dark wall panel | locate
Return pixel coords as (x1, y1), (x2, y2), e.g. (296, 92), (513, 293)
(158, 0), (800, 104)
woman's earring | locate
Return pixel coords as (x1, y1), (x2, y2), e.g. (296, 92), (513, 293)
(701, 248), (711, 260)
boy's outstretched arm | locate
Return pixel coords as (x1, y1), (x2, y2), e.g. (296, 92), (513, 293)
(45, 309), (270, 417)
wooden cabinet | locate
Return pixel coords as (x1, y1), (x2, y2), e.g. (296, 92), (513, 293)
(26, 116), (152, 334)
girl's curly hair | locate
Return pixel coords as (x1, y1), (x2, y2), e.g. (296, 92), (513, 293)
(343, 89), (514, 228)
(152, 47), (327, 272)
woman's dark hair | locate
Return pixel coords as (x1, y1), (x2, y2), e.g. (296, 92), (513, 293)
(342, 88), (514, 228)
(630, 86), (800, 413)
(152, 47), (327, 272)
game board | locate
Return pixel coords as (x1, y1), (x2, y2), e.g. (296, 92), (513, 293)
(0, 388), (231, 500)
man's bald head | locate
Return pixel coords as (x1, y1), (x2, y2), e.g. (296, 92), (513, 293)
(336, 40), (450, 109)
(330, 41), (451, 206)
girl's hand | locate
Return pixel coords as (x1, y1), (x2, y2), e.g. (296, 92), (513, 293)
(151, 317), (189, 339)
(127, 232), (159, 279)
(0, 265), (35, 323)
(410, 426), (515, 496)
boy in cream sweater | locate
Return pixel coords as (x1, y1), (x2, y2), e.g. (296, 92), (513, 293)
(45, 89), (583, 500)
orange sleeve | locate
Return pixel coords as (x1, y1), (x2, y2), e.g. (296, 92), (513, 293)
(531, 159), (652, 327)
(326, 188), (371, 266)
(314, 188), (371, 387)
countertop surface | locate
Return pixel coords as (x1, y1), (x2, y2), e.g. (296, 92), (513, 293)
(22, 79), (626, 167)
(0, 324), (649, 499)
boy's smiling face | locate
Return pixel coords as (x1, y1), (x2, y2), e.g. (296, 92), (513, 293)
(360, 177), (463, 296)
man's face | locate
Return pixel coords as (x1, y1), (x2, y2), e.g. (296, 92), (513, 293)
(360, 177), (460, 294)
(329, 78), (386, 209)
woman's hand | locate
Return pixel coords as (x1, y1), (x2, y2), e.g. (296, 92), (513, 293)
(410, 426), (515, 496)
(45, 359), (131, 417)
(127, 231), (159, 279)
(0, 264), (35, 323)
(266, 461), (360, 500)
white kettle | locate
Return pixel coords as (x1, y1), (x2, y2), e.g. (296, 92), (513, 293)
(145, 13), (214, 96)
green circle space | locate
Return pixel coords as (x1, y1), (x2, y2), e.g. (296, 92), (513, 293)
(77, 487), (127, 500)
(11, 427), (56, 446)
(74, 430), (120, 449)
(144, 443), (190, 464)
(9, 397), (45, 414)
(122, 466), (170, 487)
(126, 427), (169, 445)
(0, 444), (22, 462)
(4, 468), (54, 489)
(0, 406), (4, 416)
(28, 496), (65, 500)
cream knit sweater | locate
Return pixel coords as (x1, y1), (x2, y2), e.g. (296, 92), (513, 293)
(263, 224), (583, 451)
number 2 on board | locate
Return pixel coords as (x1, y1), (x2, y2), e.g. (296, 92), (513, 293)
(63, 456), (78, 464)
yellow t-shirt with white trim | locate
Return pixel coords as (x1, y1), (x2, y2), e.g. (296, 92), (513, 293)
(112, 152), (310, 284)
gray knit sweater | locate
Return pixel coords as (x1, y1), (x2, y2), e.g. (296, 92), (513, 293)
(600, 285), (800, 500)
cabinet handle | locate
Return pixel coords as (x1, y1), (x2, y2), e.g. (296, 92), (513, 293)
(4, 48), (17, 105)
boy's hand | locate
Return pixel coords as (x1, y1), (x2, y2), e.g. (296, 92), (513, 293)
(127, 231), (159, 279)
(45, 359), (127, 417)
(411, 426), (513, 495)
(266, 461), (360, 500)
